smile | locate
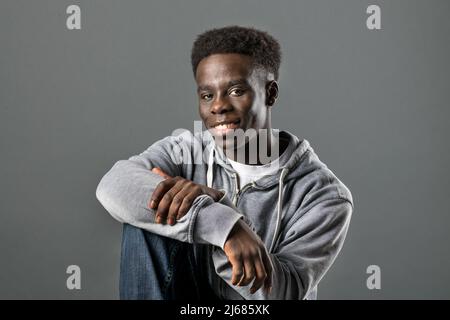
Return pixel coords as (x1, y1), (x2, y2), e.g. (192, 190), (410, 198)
(210, 120), (240, 134)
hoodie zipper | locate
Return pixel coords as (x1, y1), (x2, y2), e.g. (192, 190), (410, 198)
(231, 172), (256, 206)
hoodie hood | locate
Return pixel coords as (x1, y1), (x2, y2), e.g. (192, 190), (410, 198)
(204, 129), (311, 186)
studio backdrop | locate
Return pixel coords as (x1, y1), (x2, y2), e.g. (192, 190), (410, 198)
(1, 0), (449, 299)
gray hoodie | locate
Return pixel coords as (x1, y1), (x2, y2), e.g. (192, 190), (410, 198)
(96, 129), (354, 300)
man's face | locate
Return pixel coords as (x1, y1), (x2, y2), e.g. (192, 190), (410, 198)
(196, 53), (274, 150)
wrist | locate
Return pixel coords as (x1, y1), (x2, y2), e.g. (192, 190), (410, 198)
(226, 218), (244, 241)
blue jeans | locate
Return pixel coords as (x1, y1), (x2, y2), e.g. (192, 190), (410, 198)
(119, 223), (222, 300)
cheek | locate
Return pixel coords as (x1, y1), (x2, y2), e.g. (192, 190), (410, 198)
(247, 96), (268, 127)
(248, 109), (267, 129)
(198, 103), (208, 118)
(237, 93), (256, 118)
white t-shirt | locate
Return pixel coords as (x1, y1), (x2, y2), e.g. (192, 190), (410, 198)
(227, 133), (294, 190)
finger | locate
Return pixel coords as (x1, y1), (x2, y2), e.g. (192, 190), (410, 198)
(261, 250), (273, 293)
(166, 183), (192, 225)
(151, 167), (172, 179)
(149, 178), (178, 210)
(155, 179), (185, 224)
(237, 256), (255, 287)
(176, 185), (202, 220)
(250, 252), (267, 294)
(229, 254), (244, 286)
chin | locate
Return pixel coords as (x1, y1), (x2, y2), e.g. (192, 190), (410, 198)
(208, 127), (255, 151)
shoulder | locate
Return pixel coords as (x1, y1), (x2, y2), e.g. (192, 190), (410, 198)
(288, 140), (354, 211)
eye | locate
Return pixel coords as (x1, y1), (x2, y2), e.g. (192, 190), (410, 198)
(229, 88), (245, 97)
(201, 93), (213, 101)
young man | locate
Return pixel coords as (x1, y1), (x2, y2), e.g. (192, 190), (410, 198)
(96, 26), (354, 300)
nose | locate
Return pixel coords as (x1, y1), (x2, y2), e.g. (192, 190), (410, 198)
(210, 96), (232, 115)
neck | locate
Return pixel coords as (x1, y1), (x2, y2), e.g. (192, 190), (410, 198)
(223, 128), (283, 165)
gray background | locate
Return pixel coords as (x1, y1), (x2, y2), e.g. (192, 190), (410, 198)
(1, 0), (449, 299)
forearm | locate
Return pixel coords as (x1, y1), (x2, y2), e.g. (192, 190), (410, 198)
(96, 159), (190, 242)
(211, 199), (353, 300)
(96, 160), (243, 246)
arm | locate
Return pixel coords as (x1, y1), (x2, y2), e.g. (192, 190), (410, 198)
(212, 198), (353, 299)
(95, 133), (243, 248)
(147, 167), (273, 295)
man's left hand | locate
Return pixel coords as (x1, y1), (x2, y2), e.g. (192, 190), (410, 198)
(149, 167), (224, 225)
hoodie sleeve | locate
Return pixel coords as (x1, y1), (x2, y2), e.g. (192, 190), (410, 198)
(95, 134), (244, 248)
(211, 197), (353, 300)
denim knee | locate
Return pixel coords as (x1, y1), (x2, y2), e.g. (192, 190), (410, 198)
(119, 223), (196, 300)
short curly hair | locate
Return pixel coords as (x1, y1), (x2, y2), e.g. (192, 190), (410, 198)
(191, 26), (282, 80)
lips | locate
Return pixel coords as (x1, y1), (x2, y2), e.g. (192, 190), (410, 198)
(209, 119), (241, 135)
(211, 119), (240, 128)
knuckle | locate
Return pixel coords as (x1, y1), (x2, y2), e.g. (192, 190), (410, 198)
(163, 191), (174, 201)
(158, 180), (168, 187)
(172, 195), (182, 205)
(234, 268), (243, 276)
(229, 252), (239, 260)
(175, 177), (187, 185)
(157, 201), (169, 211)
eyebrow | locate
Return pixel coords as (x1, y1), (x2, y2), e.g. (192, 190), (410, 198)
(197, 79), (249, 93)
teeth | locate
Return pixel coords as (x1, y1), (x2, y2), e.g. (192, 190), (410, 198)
(215, 123), (236, 129)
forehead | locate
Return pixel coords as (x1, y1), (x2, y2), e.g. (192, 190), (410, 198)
(195, 53), (254, 87)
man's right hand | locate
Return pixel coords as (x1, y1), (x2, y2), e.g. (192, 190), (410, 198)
(224, 219), (273, 295)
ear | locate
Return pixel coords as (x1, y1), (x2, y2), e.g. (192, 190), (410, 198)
(265, 80), (279, 106)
